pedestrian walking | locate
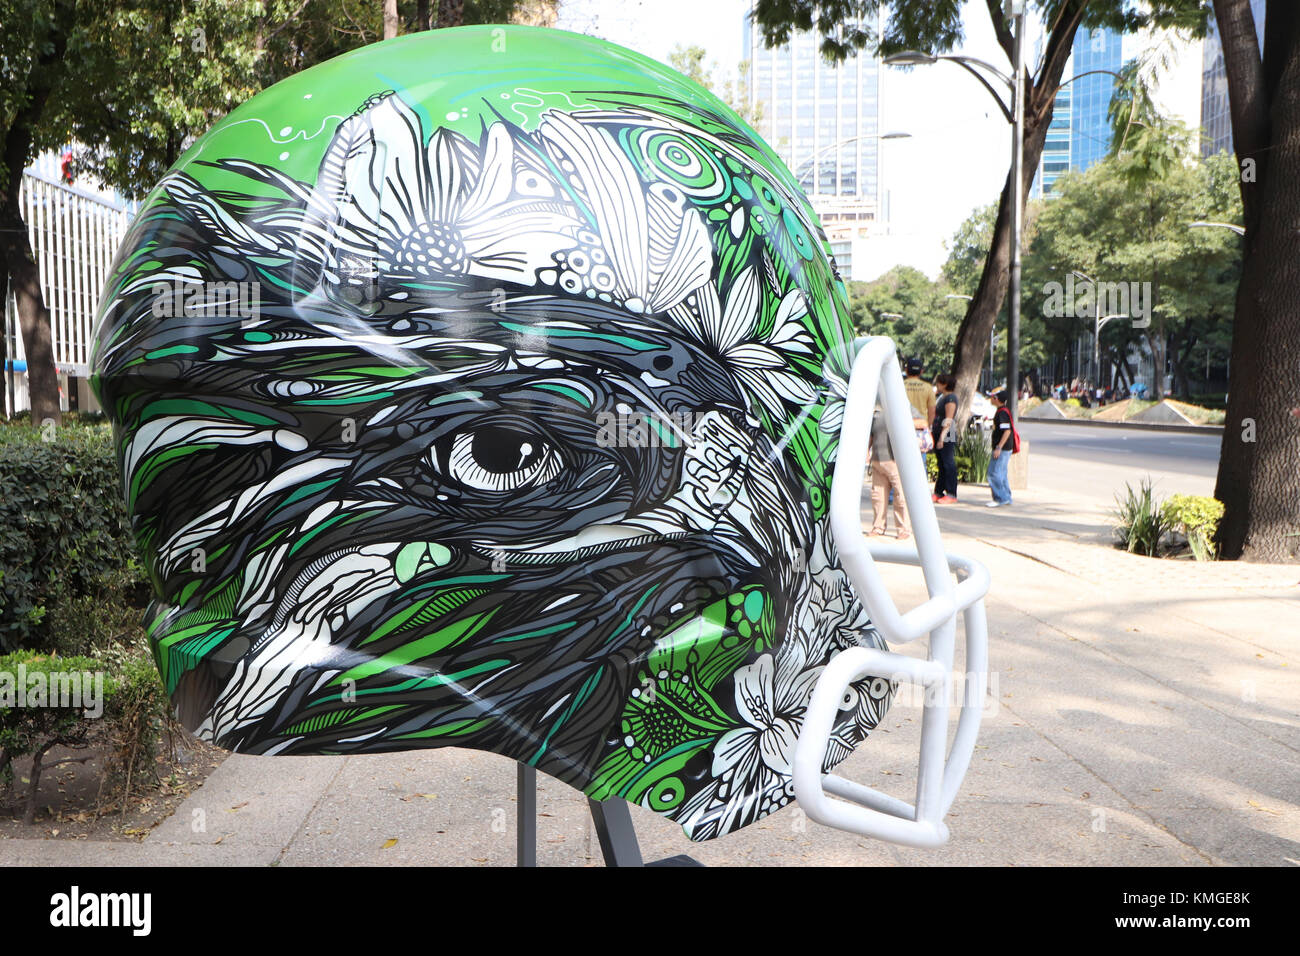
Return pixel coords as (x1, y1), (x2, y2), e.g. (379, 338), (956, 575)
(903, 356), (937, 469)
(903, 357), (936, 430)
(932, 372), (959, 503)
(986, 388), (1014, 507)
(869, 402), (910, 539)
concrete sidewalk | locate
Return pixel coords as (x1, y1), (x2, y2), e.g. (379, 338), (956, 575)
(3, 480), (1296, 867)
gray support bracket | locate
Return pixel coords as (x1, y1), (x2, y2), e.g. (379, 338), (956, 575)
(515, 761), (701, 867)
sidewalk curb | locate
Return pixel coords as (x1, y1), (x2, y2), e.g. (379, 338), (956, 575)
(1019, 416), (1223, 436)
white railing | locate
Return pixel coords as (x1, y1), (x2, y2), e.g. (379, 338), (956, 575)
(4, 166), (135, 386)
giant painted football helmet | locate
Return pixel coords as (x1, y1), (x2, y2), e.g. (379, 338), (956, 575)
(91, 26), (988, 846)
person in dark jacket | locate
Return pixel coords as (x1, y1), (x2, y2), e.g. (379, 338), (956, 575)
(932, 373), (959, 503)
(986, 388), (1013, 507)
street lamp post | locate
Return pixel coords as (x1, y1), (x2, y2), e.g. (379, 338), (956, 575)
(1071, 268), (1130, 391)
(885, 0), (1027, 420)
(1096, 313), (1127, 391)
(1008, 6), (1025, 417)
(790, 132), (912, 198)
(1072, 270), (1100, 388)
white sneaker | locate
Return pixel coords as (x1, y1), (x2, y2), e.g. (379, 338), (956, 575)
(985, 501), (1002, 508)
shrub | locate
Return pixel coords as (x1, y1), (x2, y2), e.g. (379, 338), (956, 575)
(956, 427), (992, 483)
(1162, 494), (1225, 561)
(0, 422), (143, 652)
(0, 648), (168, 822)
(0, 651), (112, 822)
(1112, 478), (1172, 556)
(101, 650), (171, 803)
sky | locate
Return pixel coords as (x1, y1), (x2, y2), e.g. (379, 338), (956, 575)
(556, 1), (1204, 283)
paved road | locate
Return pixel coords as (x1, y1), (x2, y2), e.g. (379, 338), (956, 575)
(1017, 421), (1220, 501)
(1018, 421), (1220, 476)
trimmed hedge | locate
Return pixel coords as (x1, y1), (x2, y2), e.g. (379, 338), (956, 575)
(0, 649), (166, 822)
(0, 422), (143, 652)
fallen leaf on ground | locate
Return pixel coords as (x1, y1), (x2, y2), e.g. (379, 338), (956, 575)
(1247, 800), (1281, 816)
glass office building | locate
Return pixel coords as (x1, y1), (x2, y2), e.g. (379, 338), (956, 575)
(1032, 25), (1123, 198)
(744, 8), (882, 274)
(1201, 0), (1265, 157)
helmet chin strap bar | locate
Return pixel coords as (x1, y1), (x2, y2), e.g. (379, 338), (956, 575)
(793, 336), (991, 848)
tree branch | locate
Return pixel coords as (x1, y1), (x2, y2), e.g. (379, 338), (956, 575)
(984, 0), (1014, 62)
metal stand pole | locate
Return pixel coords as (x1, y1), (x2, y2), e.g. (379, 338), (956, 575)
(1006, 5), (1025, 421)
(587, 797), (645, 867)
(516, 763), (536, 867)
(514, 761), (701, 867)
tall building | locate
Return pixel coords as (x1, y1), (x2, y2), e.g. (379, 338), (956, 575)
(1032, 25), (1124, 198)
(744, 8), (882, 275)
(1201, 0), (1265, 157)
(1071, 26), (1125, 171)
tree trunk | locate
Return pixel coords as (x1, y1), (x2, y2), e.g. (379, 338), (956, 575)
(1212, 0), (1300, 561)
(0, 268), (8, 418)
(0, 204), (61, 426)
(0, 6), (70, 426)
(383, 0), (399, 39)
(23, 741), (54, 825)
(438, 0), (466, 29)
(950, 1), (1086, 429)
(417, 0), (432, 31)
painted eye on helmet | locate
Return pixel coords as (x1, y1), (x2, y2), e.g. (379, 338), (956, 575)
(439, 424), (563, 492)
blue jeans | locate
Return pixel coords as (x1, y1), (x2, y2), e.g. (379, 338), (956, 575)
(988, 449), (1012, 504)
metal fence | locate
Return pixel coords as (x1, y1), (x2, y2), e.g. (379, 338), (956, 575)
(3, 164), (135, 412)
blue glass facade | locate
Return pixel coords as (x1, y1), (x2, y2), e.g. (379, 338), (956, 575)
(1069, 27), (1124, 173)
(1033, 25), (1123, 198)
(1201, 0), (1266, 157)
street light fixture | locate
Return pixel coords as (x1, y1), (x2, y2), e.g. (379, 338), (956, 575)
(791, 131), (914, 177)
(884, 1), (1026, 420)
(1070, 270), (1128, 389)
(1188, 220), (1246, 236)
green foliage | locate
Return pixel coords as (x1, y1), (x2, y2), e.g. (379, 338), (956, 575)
(848, 265), (961, 374)
(749, 1), (1210, 66)
(940, 202), (997, 300)
(667, 44), (763, 127)
(100, 650), (169, 790)
(939, 202), (1051, 376)
(1162, 494), (1224, 561)
(956, 427), (991, 484)
(3, 0), (530, 200)
(0, 423), (143, 653)
(0, 652), (107, 782)
(1112, 478), (1173, 557)
(1023, 119), (1241, 395)
(0, 648), (166, 821)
